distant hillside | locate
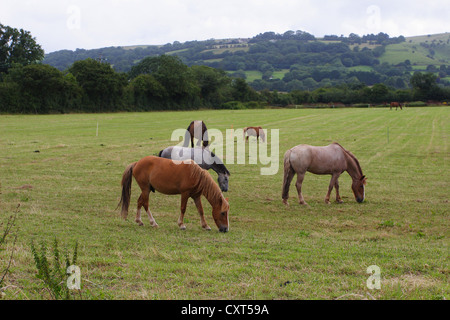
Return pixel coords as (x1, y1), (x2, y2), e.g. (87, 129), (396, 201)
(43, 31), (450, 91)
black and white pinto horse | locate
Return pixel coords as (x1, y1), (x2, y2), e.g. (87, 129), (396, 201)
(158, 146), (230, 192)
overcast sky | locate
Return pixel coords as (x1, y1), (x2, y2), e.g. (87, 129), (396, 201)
(2, 0), (450, 53)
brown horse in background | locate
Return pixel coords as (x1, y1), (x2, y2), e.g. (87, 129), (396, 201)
(118, 156), (229, 232)
(282, 143), (366, 205)
(390, 102), (402, 110)
(243, 126), (265, 142)
(183, 120), (209, 148)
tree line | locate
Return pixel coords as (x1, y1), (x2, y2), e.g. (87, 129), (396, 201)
(1, 55), (448, 114)
(1, 24), (449, 114)
(0, 54), (262, 113)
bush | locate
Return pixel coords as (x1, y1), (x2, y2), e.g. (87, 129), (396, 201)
(30, 238), (79, 300)
(245, 101), (262, 109)
(221, 101), (246, 110)
(406, 101), (427, 107)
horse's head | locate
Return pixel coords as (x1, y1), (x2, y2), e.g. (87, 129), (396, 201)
(217, 173), (229, 192)
(212, 197), (229, 232)
(351, 176), (367, 203)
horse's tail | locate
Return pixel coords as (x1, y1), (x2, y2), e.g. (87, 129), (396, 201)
(157, 149), (163, 157)
(282, 149), (295, 203)
(118, 162), (137, 220)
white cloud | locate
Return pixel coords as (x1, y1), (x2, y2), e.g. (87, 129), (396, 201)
(1, 0), (449, 52)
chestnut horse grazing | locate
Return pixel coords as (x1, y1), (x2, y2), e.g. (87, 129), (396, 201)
(183, 120), (209, 148)
(243, 126), (265, 142)
(118, 156), (229, 232)
(390, 102), (402, 110)
(282, 143), (366, 205)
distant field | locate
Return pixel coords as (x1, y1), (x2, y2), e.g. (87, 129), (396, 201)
(228, 69), (289, 82)
(0, 107), (448, 300)
(380, 33), (450, 66)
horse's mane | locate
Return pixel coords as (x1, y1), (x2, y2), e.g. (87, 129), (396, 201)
(333, 143), (363, 177)
(188, 161), (224, 204)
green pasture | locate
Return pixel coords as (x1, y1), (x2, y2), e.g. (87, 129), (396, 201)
(0, 107), (448, 300)
(380, 33), (450, 66)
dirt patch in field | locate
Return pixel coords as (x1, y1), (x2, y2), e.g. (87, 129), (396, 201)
(13, 184), (33, 190)
(384, 274), (437, 291)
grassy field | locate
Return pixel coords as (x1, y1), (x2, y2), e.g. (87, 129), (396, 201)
(380, 33), (450, 67)
(0, 107), (448, 300)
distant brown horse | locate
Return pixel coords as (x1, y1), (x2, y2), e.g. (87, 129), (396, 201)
(282, 143), (366, 205)
(243, 126), (265, 142)
(183, 120), (209, 148)
(118, 156), (229, 232)
(390, 102), (402, 110)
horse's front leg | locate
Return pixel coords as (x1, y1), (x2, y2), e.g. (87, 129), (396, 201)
(334, 177), (344, 204)
(193, 196), (211, 231)
(325, 174), (339, 204)
(178, 193), (189, 230)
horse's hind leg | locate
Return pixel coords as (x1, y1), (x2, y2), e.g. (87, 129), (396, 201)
(143, 197), (158, 228)
(325, 174), (339, 204)
(136, 194), (145, 226)
(137, 189), (158, 227)
(193, 196), (211, 231)
(295, 173), (307, 205)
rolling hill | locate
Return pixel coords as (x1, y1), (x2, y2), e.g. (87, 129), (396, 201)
(42, 31), (450, 91)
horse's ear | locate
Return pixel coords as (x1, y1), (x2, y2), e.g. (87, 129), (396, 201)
(361, 176), (367, 185)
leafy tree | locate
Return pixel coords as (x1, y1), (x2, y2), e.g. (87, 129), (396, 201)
(5, 64), (81, 113)
(69, 58), (127, 111)
(129, 55), (199, 108)
(129, 74), (166, 109)
(410, 72), (443, 101)
(0, 24), (44, 73)
(370, 83), (390, 103)
(231, 77), (259, 102)
(191, 65), (230, 106)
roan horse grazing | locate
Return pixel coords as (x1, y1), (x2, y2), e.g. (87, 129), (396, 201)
(183, 120), (209, 148)
(282, 143), (367, 205)
(243, 126), (265, 142)
(118, 156), (229, 232)
(158, 146), (230, 192)
(390, 102), (403, 110)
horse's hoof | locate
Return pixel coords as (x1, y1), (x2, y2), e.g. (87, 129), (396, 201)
(336, 200), (344, 204)
(136, 220), (144, 226)
(179, 225), (186, 230)
(282, 199), (289, 206)
(325, 201), (331, 205)
(203, 226), (211, 231)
